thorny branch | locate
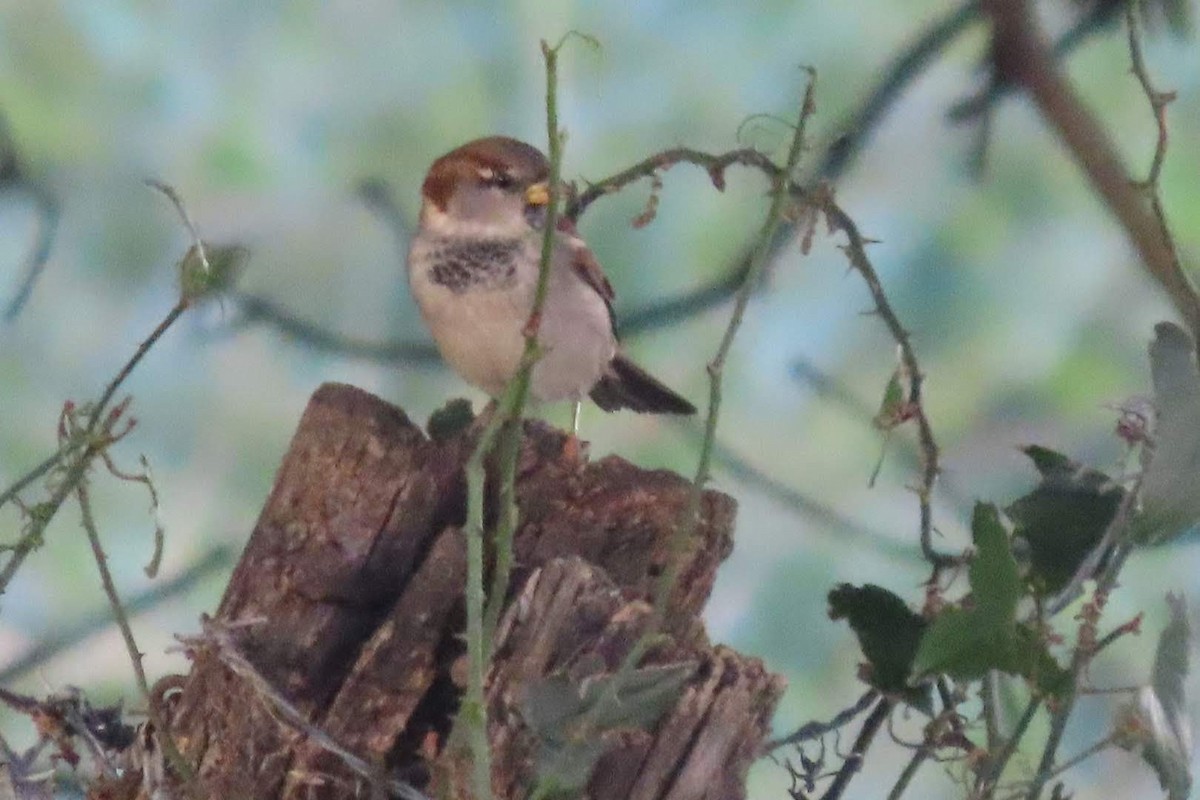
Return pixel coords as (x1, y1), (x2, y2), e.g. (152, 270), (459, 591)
(453, 35), (576, 800)
(982, 0), (1200, 339)
(975, 696), (1042, 793)
(0, 299), (188, 596)
(887, 5), (1193, 798)
(612, 70), (818, 692)
(1125, 1), (1182, 289)
(4, 7), (1186, 798)
(214, 0), (1128, 368)
(818, 196), (957, 574)
(511, 76), (824, 794)
(949, 0), (1145, 123)
(77, 482), (154, 704)
(0, 183), (221, 596)
(1026, 543), (1139, 798)
(0, 187), (230, 798)
(221, 100), (957, 581)
(200, 9), (1011, 580)
(75, 479), (200, 791)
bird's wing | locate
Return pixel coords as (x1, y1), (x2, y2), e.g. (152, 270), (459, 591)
(556, 217), (617, 332)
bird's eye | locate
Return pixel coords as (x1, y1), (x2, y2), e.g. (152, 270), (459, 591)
(479, 168), (515, 190)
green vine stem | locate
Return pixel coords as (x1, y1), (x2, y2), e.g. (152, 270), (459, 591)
(455, 35), (571, 800)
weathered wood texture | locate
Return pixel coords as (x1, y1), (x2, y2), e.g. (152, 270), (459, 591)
(163, 383), (783, 799)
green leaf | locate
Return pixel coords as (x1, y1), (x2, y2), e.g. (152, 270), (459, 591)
(912, 606), (1007, 681)
(1117, 594), (1193, 800)
(1007, 446), (1123, 594)
(1138, 323), (1200, 542)
(912, 504), (1066, 694)
(969, 502), (1021, 624)
(1012, 623), (1072, 698)
(523, 662), (695, 796)
(872, 370), (908, 430)
(828, 584), (930, 709)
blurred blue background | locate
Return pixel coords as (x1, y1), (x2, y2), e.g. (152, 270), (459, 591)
(1, 1), (1199, 797)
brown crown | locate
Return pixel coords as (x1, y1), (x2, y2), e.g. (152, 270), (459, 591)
(421, 136), (549, 211)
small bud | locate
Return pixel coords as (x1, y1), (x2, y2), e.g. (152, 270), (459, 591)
(178, 243), (249, 305)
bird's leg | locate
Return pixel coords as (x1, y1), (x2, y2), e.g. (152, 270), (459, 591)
(561, 401), (584, 463)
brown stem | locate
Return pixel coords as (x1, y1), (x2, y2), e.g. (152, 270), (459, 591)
(982, 0), (1200, 338)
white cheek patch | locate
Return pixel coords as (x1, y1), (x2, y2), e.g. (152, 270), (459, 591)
(421, 198), (534, 239)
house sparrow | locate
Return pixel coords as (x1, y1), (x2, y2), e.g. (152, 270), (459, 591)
(407, 136), (696, 416)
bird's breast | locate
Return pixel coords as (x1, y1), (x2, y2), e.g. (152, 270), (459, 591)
(415, 236), (524, 293)
(407, 232), (616, 403)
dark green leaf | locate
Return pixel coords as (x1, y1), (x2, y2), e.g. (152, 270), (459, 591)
(912, 607), (1006, 681)
(1012, 623), (1072, 698)
(1021, 445), (1074, 476)
(912, 616), (1068, 696)
(827, 584), (929, 709)
(912, 504), (1067, 694)
(426, 398), (475, 442)
(1139, 323), (1200, 542)
(1008, 446), (1123, 594)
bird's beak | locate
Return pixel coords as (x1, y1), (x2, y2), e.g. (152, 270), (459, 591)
(524, 182), (550, 206)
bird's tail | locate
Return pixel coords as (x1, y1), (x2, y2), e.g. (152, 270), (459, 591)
(590, 354), (696, 415)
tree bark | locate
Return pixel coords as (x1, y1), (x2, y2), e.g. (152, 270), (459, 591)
(157, 383), (782, 799)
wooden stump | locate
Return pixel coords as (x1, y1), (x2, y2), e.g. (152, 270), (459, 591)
(160, 383), (783, 799)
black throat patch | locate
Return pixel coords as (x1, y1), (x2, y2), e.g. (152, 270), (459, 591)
(426, 237), (522, 293)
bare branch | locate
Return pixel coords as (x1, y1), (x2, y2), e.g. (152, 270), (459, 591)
(820, 697), (897, 800)
(766, 689), (878, 752)
(76, 481), (199, 793)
